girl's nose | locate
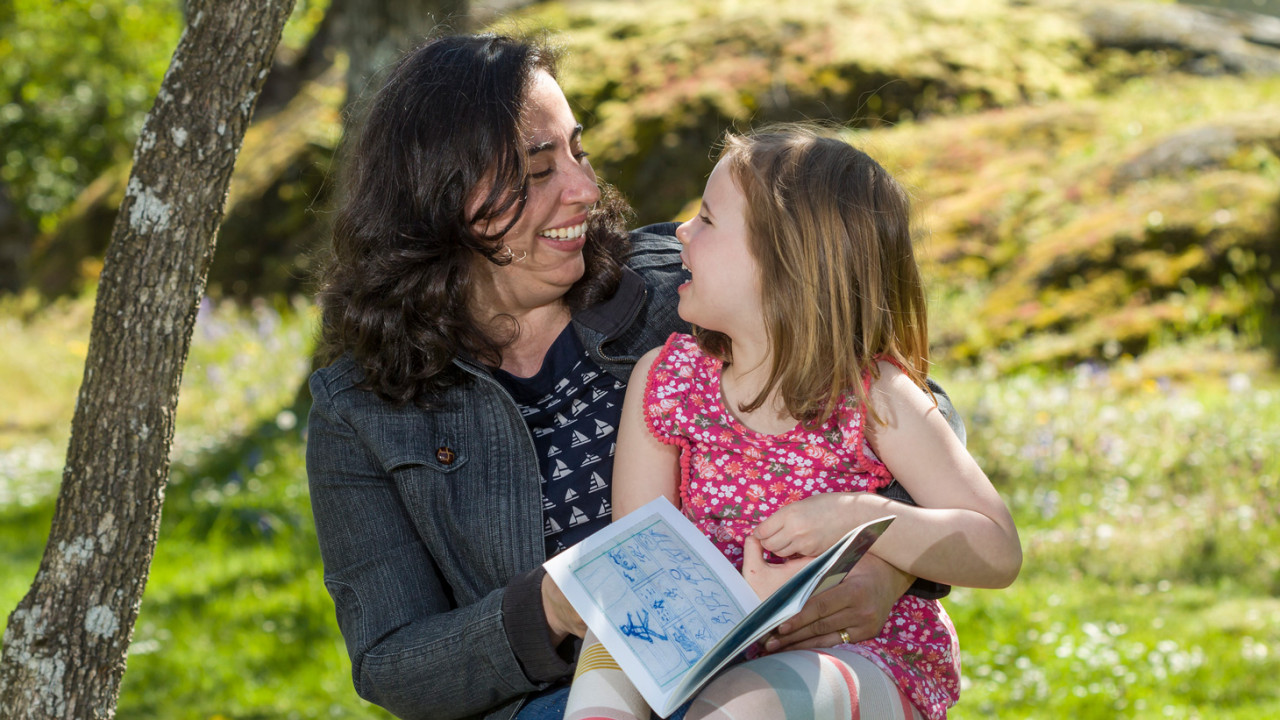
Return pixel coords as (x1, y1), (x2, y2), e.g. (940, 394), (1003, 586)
(675, 218), (693, 245)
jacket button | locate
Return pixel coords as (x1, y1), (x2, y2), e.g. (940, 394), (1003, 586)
(435, 447), (456, 465)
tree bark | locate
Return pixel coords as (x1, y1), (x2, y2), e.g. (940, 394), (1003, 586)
(0, 1), (297, 718)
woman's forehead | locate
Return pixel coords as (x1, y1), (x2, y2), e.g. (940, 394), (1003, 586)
(521, 70), (577, 144)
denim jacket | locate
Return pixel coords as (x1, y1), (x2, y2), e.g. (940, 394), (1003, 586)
(307, 227), (689, 720)
(307, 225), (964, 720)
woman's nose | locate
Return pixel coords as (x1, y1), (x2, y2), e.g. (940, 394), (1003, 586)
(563, 161), (601, 206)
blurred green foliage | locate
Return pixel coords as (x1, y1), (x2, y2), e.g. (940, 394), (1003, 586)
(0, 0), (330, 233)
(0, 0), (182, 232)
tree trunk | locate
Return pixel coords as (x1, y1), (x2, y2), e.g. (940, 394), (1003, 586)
(331, 0), (470, 105)
(0, 1), (297, 717)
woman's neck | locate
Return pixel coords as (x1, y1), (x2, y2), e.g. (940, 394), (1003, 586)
(477, 301), (572, 378)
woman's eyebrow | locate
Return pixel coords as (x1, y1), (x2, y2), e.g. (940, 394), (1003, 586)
(528, 124), (584, 156)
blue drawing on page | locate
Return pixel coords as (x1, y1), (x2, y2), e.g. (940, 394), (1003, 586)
(570, 516), (752, 687)
(620, 610), (667, 643)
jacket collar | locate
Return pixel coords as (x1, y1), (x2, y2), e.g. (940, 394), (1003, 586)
(572, 265), (645, 341)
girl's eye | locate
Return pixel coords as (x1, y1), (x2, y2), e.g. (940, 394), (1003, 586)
(575, 150), (590, 161)
(698, 214), (711, 226)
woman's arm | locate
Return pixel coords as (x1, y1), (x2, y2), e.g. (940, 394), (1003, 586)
(611, 347), (681, 518)
(307, 375), (562, 720)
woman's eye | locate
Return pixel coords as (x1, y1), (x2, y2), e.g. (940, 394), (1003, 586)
(529, 167), (553, 180)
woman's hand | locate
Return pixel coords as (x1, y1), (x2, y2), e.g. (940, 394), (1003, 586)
(541, 573), (586, 645)
(762, 553), (911, 653)
(741, 534), (815, 600)
(753, 493), (876, 558)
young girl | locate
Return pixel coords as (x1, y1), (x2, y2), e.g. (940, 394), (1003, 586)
(564, 125), (1021, 720)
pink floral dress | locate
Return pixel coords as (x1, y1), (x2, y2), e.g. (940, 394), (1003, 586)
(642, 333), (961, 720)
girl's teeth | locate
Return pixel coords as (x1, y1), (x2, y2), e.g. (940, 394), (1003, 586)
(540, 222), (586, 240)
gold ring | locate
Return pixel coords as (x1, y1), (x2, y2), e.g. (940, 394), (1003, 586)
(839, 629), (851, 644)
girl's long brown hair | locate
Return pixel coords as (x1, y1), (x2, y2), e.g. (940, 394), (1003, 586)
(695, 125), (929, 428)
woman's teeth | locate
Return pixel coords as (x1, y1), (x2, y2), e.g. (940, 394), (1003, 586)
(539, 222), (586, 240)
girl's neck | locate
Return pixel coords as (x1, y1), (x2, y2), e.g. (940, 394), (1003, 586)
(719, 333), (798, 435)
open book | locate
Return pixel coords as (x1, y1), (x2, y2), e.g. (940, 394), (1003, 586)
(544, 496), (894, 717)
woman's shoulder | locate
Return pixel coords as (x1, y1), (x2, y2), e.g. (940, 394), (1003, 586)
(625, 224), (684, 284)
(309, 353), (365, 401)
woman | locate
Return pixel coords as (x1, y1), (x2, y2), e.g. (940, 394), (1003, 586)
(307, 34), (957, 720)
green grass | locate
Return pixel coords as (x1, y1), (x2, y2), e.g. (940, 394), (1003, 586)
(936, 359), (1280, 718)
(3, 291), (1278, 718)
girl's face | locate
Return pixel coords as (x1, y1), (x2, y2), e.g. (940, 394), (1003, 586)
(471, 70), (601, 314)
(674, 158), (763, 337)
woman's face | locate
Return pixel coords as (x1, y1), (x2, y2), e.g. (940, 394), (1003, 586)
(471, 70), (601, 315)
(674, 158), (763, 336)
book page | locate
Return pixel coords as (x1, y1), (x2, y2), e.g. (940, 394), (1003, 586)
(545, 497), (760, 709)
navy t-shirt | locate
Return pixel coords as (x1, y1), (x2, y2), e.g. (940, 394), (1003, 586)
(494, 325), (627, 558)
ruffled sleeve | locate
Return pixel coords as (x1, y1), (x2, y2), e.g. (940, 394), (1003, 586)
(641, 333), (701, 445)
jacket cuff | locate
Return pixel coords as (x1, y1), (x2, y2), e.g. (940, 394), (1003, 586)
(502, 566), (575, 684)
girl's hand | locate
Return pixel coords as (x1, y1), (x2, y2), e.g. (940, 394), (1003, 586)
(541, 573), (586, 644)
(741, 534), (814, 600)
(753, 493), (876, 558)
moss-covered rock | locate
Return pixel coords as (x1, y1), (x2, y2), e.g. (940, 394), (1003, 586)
(859, 74), (1280, 369)
(24, 0), (1280, 376)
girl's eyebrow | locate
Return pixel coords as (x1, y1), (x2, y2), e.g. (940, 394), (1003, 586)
(528, 124), (584, 156)
(700, 199), (714, 218)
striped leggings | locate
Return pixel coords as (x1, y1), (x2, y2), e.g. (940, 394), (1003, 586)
(566, 635), (925, 720)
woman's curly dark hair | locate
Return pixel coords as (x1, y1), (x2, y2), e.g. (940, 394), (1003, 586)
(316, 34), (632, 405)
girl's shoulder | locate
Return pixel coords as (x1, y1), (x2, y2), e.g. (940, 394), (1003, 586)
(642, 333), (716, 406)
(649, 332), (707, 373)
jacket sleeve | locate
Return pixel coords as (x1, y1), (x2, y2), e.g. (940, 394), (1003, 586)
(306, 373), (570, 720)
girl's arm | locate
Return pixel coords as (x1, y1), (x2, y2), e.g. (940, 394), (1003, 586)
(756, 363), (1021, 589)
(612, 347), (682, 519)
(860, 362), (1021, 587)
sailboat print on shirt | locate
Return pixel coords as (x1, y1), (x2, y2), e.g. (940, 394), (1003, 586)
(544, 515), (562, 536)
(594, 419), (614, 438)
(567, 505), (590, 527)
(550, 459), (573, 481)
(570, 430), (592, 448)
(587, 472), (608, 493)
(596, 496), (611, 518)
